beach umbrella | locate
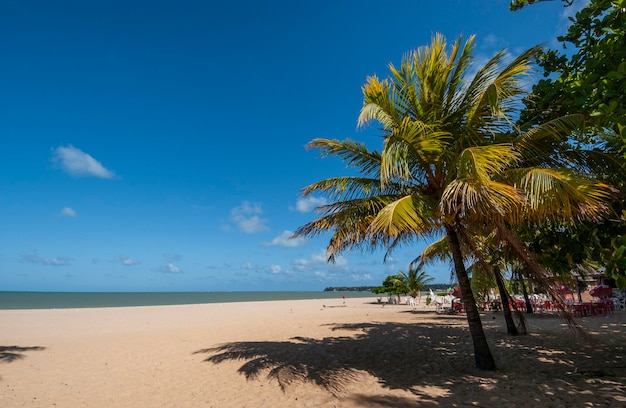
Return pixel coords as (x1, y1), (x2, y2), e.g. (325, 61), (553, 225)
(589, 284), (612, 298)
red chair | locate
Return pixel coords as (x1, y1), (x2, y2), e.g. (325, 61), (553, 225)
(604, 299), (614, 314)
(582, 302), (594, 316)
(544, 300), (553, 311)
(572, 304), (586, 317)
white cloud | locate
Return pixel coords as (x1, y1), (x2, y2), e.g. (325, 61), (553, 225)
(294, 196), (327, 213)
(293, 249), (349, 272)
(289, 249), (364, 283)
(238, 262), (288, 276)
(349, 273), (374, 282)
(158, 263), (182, 273)
(240, 262), (270, 273)
(115, 255), (140, 266)
(269, 264), (282, 274)
(264, 230), (307, 248)
(230, 201), (269, 234)
(481, 34), (507, 50)
(52, 145), (115, 179)
(20, 253), (71, 266)
(59, 207), (77, 217)
(311, 249), (349, 268)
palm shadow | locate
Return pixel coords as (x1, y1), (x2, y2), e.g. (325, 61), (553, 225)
(0, 346), (45, 363)
(1, 345), (45, 381)
(194, 314), (626, 405)
(195, 321), (475, 399)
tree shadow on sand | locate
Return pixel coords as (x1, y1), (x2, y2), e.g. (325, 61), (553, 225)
(195, 321), (470, 395)
(0, 346), (45, 363)
(0, 345), (45, 381)
(194, 313), (626, 406)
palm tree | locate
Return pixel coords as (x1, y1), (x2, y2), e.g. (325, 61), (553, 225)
(396, 268), (434, 302)
(295, 34), (614, 370)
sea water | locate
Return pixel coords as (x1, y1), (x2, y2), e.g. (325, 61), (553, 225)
(0, 291), (376, 310)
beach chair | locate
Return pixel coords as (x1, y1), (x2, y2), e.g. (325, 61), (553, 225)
(452, 300), (465, 313)
(603, 299), (614, 314)
(434, 297), (445, 313)
(406, 296), (417, 309)
(572, 303), (585, 317)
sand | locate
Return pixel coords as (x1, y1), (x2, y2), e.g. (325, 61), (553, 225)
(1, 297), (624, 407)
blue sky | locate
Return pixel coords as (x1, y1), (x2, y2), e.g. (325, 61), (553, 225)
(1, 0), (576, 292)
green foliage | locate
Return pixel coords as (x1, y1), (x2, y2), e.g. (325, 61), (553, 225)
(469, 265), (497, 303)
(523, 221), (598, 274)
(372, 269), (434, 298)
(519, 0), (626, 151)
(514, 0), (626, 287)
(370, 286), (388, 295)
(372, 274), (405, 296)
(396, 268), (434, 298)
(602, 235), (626, 288)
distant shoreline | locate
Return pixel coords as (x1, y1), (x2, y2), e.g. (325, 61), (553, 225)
(0, 290), (376, 310)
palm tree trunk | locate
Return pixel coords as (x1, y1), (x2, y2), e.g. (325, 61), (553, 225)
(446, 225), (496, 370)
(497, 223), (584, 334)
(493, 267), (519, 335)
(519, 274), (534, 313)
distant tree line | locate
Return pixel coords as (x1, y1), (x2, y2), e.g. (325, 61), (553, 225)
(324, 283), (451, 292)
(323, 286), (375, 292)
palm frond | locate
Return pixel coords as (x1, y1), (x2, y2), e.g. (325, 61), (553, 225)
(443, 35), (476, 116)
(512, 167), (616, 222)
(455, 144), (521, 180)
(358, 76), (402, 130)
(293, 195), (392, 240)
(514, 114), (585, 165)
(463, 46), (540, 140)
(301, 177), (386, 203)
(381, 117), (451, 185)
(369, 195), (440, 238)
(440, 144), (524, 219)
(442, 179), (524, 221)
(307, 138), (381, 177)
(409, 236), (450, 269)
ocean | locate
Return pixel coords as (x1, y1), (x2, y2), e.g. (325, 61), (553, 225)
(0, 291), (376, 310)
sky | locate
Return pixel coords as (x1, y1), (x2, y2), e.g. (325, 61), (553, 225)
(1, 0), (579, 292)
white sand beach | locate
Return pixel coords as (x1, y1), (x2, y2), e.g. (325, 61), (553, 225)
(1, 298), (625, 407)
